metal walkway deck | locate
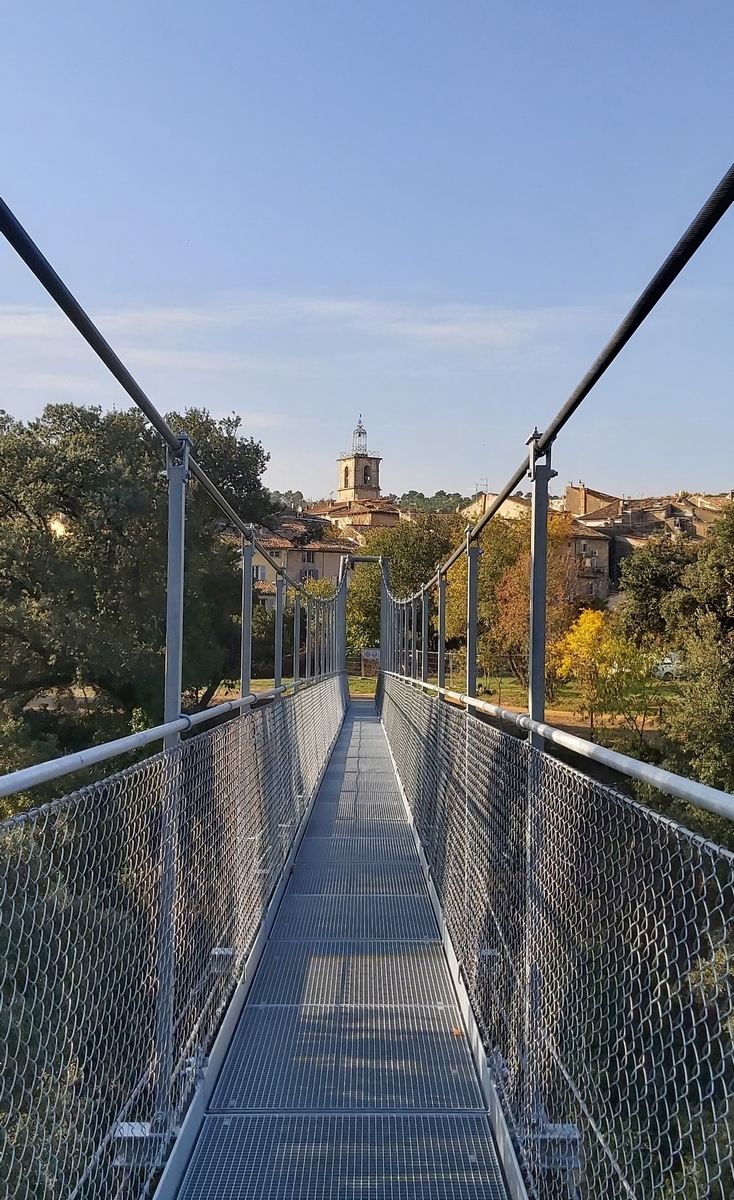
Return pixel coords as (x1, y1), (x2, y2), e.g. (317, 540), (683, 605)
(175, 699), (509, 1199)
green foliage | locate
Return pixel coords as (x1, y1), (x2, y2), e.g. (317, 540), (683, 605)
(661, 613), (734, 792)
(344, 514), (461, 654)
(446, 514), (578, 694)
(270, 488), (305, 510)
(397, 489), (471, 513)
(619, 510), (734, 793)
(557, 608), (667, 746)
(0, 403), (273, 809)
(618, 534), (696, 643)
(346, 564), (381, 653)
(367, 513), (462, 598)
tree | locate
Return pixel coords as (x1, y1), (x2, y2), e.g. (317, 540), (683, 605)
(617, 534), (696, 644)
(397, 489), (471, 513)
(557, 608), (668, 747)
(556, 609), (610, 737)
(346, 563), (381, 653)
(344, 514), (461, 654)
(270, 488), (306, 511)
(445, 514), (578, 695)
(0, 403), (274, 800)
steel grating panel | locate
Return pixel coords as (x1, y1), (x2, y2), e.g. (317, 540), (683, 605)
(297, 833), (416, 863)
(174, 702), (511, 1200)
(177, 1114), (507, 1200)
(306, 817), (410, 838)
(271, 894), (437, 940)
(247, 940), (457, 1006)
(211, 1004), (483, 1111)
(288, 861), (425, 895)
(314, 797), (405, 821)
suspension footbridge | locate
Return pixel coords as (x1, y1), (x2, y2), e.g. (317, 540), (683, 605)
(3, 164), (734, 1200)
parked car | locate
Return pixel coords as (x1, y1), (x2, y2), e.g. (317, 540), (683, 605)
(654, 653), (682, 680)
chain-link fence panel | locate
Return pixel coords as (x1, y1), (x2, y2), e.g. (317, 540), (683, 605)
(378, 673), (734, 1200)
(1, 676), (347, 1200)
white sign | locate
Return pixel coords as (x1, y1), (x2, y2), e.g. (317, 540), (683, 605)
(361, 648), (380, 661)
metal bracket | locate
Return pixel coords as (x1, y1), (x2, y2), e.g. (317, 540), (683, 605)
(167, 432), (192, 480)
(526, 428), (557, 483)
(532, 1120), (582, 1173)
(113, 1123), (171, 1169)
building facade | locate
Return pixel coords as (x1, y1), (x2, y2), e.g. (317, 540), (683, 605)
(251, 516), (359, 608)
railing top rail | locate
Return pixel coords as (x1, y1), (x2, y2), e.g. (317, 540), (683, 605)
(0, 196), (344, 601)
(0, 672), (344, 802)
(385, 671), (734, 823)
(381, 161), (734, 603)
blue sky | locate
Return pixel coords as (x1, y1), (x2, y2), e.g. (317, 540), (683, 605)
(1, 1), (733, 499)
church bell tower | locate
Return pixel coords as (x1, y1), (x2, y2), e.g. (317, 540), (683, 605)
(337, 418), (381, 503)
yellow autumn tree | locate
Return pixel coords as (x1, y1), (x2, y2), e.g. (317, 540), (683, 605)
(556, 609), (611, 738)
(557, 609), (667, 746)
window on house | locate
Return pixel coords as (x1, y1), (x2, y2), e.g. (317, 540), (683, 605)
(587, 581), (595, 596)
(364, 465), (371, 484)
(344, 466), (349, 488)
(581, 542), (587, 553)
(302, 551), (315, 563)
(253, 565), (267, 581)
(272, 550), (281, 558)
(300, 567), (319, 581)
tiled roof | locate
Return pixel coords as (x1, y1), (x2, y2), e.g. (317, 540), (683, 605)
(569, 518), (610, 539)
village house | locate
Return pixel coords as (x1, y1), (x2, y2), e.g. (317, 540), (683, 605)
(566, 482), (733, 583)
(251, 516), (359, 609)
(461, 491), (612, 601)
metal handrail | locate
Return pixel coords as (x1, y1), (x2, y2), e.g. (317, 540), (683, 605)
(0, 196), (335, 601)
(385, 671), (734, 822)
(0, 672), (344, 800)
(384, 160), (734, 601)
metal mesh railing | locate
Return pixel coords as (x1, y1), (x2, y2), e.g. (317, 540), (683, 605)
(0, 676), (347, 1200)
(378, 673), (734, 1200)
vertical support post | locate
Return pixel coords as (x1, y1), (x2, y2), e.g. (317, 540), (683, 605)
(528, 430), (554, 749)
(305, 600), (312, 680)
(321, 605), (326, 676)
(466, 538), (479, 699)
(411, 597), (418, 679)
(240, 538), (253, 699)
(330, 602), (335, 674)
(154, 432), (190, 1140)
(163, 436), (190, 746)
(403, 603), (409, 675)
(380, 566), (388, 674)
(293, 591), (301, 685)
(437, 573), (446, 690)
(421, 587), (429, 683)
(337, 580), (347, 674)
(274, 575), (284, 690)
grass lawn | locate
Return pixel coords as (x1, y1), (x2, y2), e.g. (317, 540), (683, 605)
(348, 676), (378, 696)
